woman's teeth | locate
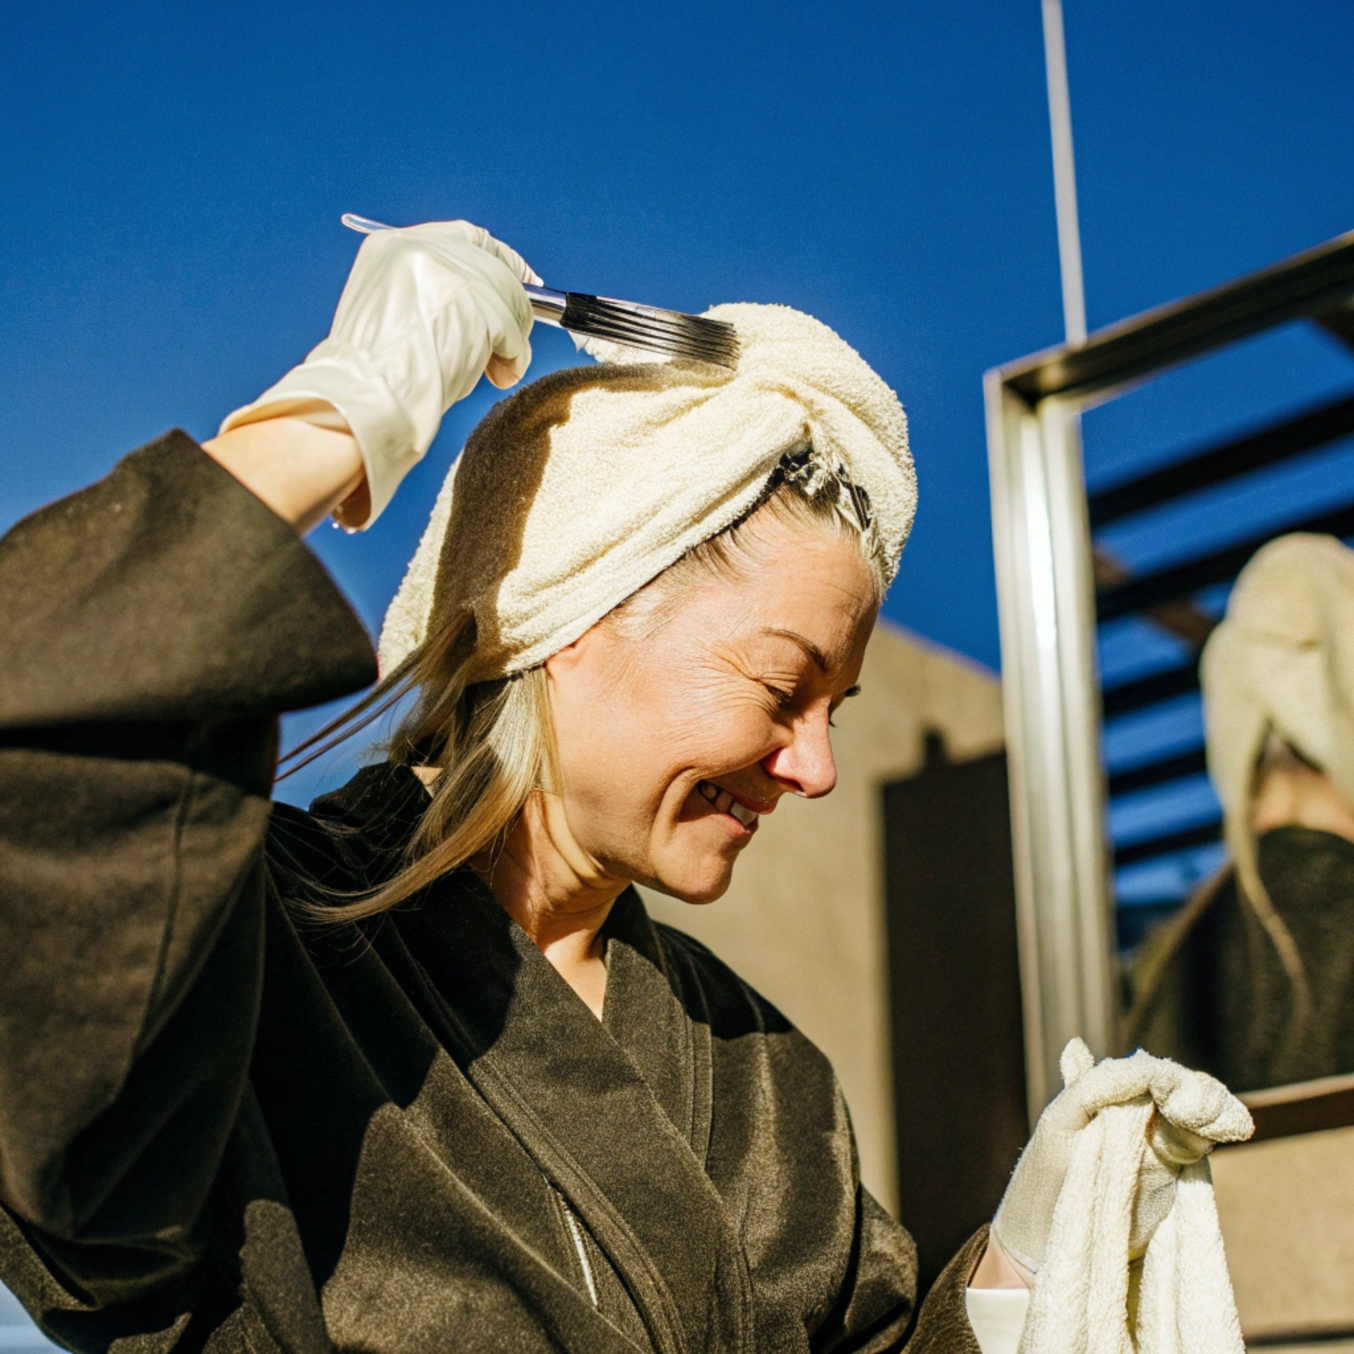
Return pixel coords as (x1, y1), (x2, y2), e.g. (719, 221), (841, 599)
(697, 780), (759, 827)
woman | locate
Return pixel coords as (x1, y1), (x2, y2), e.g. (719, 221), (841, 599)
(0, 221), (1209, 1353)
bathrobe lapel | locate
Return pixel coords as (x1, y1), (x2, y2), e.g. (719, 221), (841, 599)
(601, 892), (714, 1165)
(399, 876), (756, 1354)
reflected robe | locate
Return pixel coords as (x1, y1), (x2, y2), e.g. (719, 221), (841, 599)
(0, 432), (985, 1351)
(1128, 825), (1354, 1091)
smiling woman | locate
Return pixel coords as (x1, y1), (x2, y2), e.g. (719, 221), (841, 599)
(0, 221), (1032, 1354)
(406, 483), (877, 1020)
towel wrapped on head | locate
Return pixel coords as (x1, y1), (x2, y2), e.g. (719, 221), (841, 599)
(378, 303), (916, 679)
(1202, 532), (1354, 914)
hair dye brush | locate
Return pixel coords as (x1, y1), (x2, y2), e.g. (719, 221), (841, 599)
(341, 215), (739, 370)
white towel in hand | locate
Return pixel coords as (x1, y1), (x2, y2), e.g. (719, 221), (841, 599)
(1018, 1040), (1251, 1354)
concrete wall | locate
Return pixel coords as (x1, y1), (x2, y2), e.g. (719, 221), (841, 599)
(1212, 1122), (1354, 1345)
(642, 618), (1004, 1214)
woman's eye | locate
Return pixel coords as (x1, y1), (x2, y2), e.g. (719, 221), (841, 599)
(764, 683), (796, 710)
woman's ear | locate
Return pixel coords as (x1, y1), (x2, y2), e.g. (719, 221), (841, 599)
(544, 626), (601, 677)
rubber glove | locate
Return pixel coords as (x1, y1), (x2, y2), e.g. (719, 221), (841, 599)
(990, 1039), (1250, 1281)
(220, 220), (539, 527)
(1128, 1059), (1239, 1256)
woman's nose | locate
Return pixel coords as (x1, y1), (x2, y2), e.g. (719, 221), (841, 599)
(762, 713), (838, 799)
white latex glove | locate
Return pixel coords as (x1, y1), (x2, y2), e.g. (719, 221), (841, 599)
(220, 220), (540, 527)
(1129, 1064), (1233, 1256)
(990, 1039), (1249, 1281)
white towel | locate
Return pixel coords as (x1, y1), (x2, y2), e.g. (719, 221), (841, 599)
(378, 303), (914, 680)
(1018, 1040), (1251, 1354)
(1203, 532), (1354, 842)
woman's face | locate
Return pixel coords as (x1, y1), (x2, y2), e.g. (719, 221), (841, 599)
(545, 513), (878, 904)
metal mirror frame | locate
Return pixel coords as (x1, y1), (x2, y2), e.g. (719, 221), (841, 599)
(984, 229), (1354, 1121)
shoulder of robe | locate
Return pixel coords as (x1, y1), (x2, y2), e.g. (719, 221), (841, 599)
(1121, 861), (1236, 1056)
(266, 762), (427, 899)
(1258, 821), (1354, 880)
(649, 920), (804, 1044)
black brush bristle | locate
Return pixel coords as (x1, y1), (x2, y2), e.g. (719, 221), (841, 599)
(336, 217), (738, 366)
(562, 294), (740, 369)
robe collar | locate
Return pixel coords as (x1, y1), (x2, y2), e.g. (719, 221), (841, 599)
(310, 763), (756, 1354)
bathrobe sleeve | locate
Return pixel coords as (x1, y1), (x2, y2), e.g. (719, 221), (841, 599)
(905, 1227), (991, 1352)
(805, 1196), (986, 1351)
(0, 431), (375, 1305)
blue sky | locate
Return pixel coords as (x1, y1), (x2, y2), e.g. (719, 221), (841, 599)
(3, 1), (1353, 809)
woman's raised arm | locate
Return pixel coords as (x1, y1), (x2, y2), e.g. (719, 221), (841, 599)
(208, 218), (538, 533)
(0, 429), (377, 1311)
(202, 414), (366, 534)
(0, 218), (537, 1318)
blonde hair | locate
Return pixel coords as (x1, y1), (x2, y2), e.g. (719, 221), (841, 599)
(285, 467), (882, 922)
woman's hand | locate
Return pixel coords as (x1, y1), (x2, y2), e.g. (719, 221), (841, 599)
(214, 220), (539, 530)
(989, 1039), (1249, 1284)
(990, 1040), (1111, 1283)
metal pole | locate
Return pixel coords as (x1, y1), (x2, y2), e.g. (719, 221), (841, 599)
(986, 377), (1116, 1119)
(1042, 0), (1088, 345)
(988, 2), (1111, 1118)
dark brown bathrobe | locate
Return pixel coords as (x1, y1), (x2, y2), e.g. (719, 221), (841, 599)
(1126, 826), (1354, 1091)
(0, 432), (986, 1352)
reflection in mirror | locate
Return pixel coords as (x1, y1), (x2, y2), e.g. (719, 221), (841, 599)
(1125, 536), (1354, 1091)
(1080, 317), (1354, 1093)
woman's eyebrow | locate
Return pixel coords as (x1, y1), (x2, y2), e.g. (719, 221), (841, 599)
(761, 626), (831, 673)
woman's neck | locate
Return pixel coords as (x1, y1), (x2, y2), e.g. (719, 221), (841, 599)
(473, 793), (629, 1019)
(1252, 740), (1354, 843)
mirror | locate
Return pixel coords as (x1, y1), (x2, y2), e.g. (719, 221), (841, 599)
(985, 230), (1354, 1113)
